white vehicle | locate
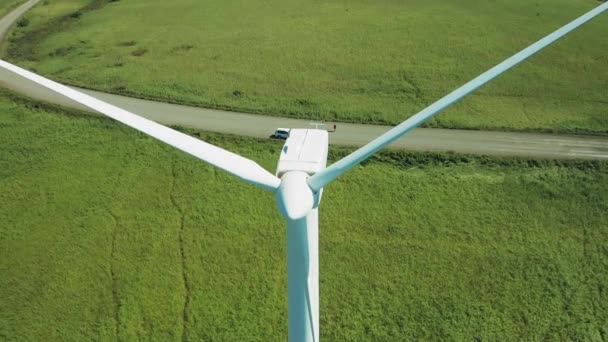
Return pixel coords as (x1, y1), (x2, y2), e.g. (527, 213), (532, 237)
(271, 128), (291, 139)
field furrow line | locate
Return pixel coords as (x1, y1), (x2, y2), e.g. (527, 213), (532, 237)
(169, 161), (191, 342)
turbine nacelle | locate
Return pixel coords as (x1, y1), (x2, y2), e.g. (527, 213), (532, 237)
(275, 129), (328, 220)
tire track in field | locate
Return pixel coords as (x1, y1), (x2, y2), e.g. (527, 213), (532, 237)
(169, 161), (191, 341)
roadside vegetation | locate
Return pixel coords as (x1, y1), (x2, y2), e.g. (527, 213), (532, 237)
(0, 0), (25, 18)
(4, 0), (608, 134)
(1, 91), (606, 340)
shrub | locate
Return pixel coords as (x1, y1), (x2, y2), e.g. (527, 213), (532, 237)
(16, 18), (29, 27)
(131, 48), (148, 57)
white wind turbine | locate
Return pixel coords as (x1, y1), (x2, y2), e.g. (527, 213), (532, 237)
(1, 3), (606, 341)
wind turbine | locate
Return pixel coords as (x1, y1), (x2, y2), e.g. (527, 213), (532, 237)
(1, 2), (606, 341)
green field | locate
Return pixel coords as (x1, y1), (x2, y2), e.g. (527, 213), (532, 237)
(5, 0), (608, 134)
(1, 91), (607, 340)
(0, 0), (24, 18)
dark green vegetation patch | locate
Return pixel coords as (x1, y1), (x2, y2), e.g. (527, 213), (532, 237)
(0, 91), (607, 340)
(5, 0), (608, 134)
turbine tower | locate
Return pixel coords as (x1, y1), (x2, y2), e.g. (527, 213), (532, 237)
(1, 3), (606, 341)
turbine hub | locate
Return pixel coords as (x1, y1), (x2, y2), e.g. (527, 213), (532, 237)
(276, 171), (315, 220)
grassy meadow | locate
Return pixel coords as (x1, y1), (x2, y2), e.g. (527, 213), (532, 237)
(4, 0), (608, 134)
(0, 0), (24, 17)
(1, 91), (607, 340)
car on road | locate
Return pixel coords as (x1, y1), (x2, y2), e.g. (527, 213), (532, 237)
(271, 128), (291, 139)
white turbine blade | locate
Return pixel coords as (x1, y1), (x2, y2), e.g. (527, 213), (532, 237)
(0, 60), (281, 192)
(308, 2), (608, 192)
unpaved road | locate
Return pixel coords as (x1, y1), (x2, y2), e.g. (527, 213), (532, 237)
(1, 1), (607, 160)
(0, 0), (39, 46)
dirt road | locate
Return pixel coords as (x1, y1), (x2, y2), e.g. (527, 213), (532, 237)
(0, 0), (39, 46)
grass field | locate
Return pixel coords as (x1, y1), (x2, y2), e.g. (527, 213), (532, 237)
(1, 91), (607, 340)
(4, 0), (608, 134)
(0, 0), (24, 18)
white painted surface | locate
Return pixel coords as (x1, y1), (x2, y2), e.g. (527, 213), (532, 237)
(277, 129), (329, 178)
(286, 209), (319, 342)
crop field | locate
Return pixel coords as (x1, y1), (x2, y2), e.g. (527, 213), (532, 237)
(5, 0), (608, 134)
(1, 91), (607, 340)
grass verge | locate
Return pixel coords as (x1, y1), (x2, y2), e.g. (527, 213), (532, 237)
(0, 0), (26, 18)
